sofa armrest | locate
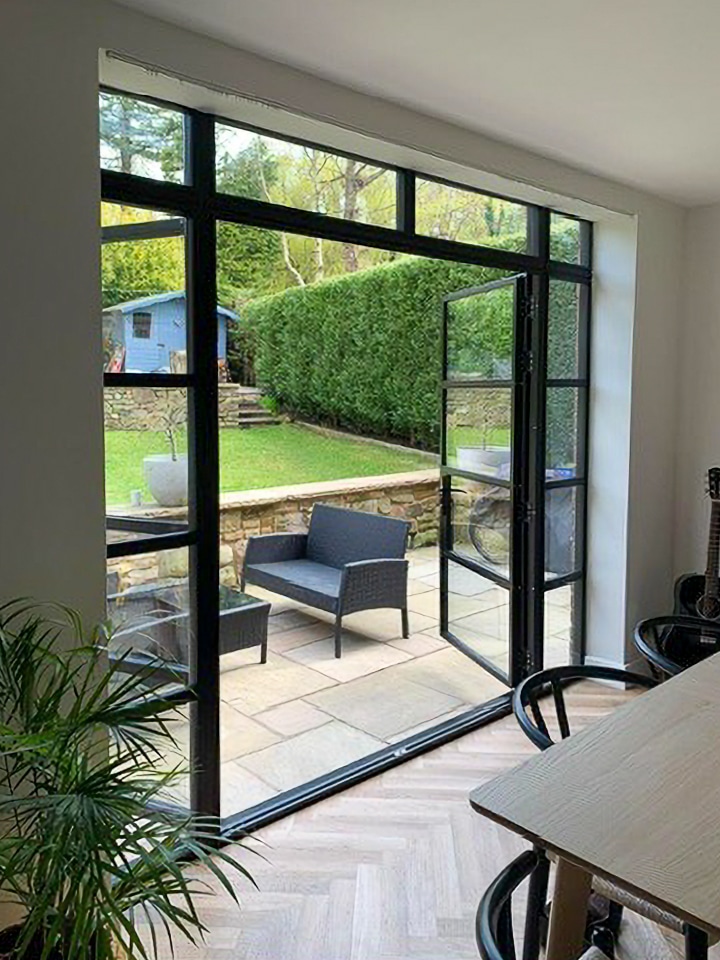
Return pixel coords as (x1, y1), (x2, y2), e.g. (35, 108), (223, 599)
(244, 533), (308, 567)
(339, 558), (409, 615)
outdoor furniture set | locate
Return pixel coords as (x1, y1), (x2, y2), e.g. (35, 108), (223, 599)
(109, 504), (411, 676)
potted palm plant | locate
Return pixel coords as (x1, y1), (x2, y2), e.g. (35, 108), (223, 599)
(0, 599), (254, 959)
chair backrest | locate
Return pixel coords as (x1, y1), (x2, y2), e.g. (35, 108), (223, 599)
(513, 664), (657, 751)
(306, 503), (410, 568)
(476, 850), (540, 960)
(634, 615), (720, 679)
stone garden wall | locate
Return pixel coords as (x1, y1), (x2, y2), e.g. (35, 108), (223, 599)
(107, 470), (439, 593)
(104, 383), (252, 431)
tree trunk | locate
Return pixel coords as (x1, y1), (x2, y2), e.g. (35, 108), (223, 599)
(280, 232), (306, 286)
(341, 158), (361, 272)
(313, 236), (325, 280)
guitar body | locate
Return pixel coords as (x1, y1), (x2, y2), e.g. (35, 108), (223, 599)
(674, 573), (707, 618)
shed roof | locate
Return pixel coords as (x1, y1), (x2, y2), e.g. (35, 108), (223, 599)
(102, 290), (238, 320)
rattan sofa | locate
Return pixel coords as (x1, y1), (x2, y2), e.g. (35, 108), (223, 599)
(241, 504), (411, 658)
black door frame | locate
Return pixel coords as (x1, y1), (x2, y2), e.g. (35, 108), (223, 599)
(100, 86), (592, 837)
(439, 274), (533, 687)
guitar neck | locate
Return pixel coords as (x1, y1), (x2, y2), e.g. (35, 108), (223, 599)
(705, 502), (720, 600)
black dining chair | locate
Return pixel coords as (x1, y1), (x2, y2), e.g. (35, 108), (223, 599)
(476, 848), (612, 960)
(513, 664), (711, 960)
(634, 615), (720, 679)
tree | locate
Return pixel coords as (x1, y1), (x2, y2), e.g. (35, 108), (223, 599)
(99, 91), (184, 181)
(101, 204), (184, 308)
(216, 137), (283, 303)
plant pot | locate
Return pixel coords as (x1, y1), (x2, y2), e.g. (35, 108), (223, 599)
(456, 445), (511, 476)
(143, 454), (188, 507)
(0, 924), (129, 959)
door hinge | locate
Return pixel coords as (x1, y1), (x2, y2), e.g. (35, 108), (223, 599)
(521, 502), (537, 523)
(520, 348), (534, 375)
(524, 293), (540, 324)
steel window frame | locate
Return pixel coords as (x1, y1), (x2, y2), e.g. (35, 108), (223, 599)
(101, 86), (592, 833)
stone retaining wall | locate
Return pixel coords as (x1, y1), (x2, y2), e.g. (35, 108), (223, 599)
(108, 470), (439, 593)
(104, 383), (255, 431)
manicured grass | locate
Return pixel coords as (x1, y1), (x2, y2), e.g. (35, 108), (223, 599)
(105, 422), (434, 507)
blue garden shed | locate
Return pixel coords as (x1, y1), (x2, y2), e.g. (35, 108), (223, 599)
(102, 291), (238, 373)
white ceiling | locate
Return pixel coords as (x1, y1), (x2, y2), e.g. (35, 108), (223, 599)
(116, 0), (720, 206)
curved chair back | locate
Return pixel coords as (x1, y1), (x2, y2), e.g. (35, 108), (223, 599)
(513, 664), (656, 751)
(634, 615), (720, 679)
(476, 849), (611, 960)
(476, 850), (539, 960)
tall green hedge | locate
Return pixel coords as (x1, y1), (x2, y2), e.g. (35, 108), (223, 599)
(239, 230), (579, 453)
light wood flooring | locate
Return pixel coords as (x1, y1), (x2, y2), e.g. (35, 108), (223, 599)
(144, 680), (700, 960)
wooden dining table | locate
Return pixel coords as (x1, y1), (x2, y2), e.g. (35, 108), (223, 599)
(470, 654), (720, 960)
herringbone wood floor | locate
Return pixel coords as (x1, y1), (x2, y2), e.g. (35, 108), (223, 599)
(151, 681), (705, 960)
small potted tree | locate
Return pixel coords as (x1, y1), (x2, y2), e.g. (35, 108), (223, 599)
(143, 394), (188, 507)
(454, 390), (511, 477)
(0, 599), (254, 959)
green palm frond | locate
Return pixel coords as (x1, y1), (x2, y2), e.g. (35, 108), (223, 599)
(0, 599), (256, 960)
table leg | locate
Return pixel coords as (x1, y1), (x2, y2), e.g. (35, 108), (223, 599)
(545, 857), (592, 960)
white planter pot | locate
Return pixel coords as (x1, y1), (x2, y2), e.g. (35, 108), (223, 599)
(456, 445), (511, 476)
(143, 454), (188, 507)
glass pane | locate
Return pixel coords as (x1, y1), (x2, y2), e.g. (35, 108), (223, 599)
(544, 582), (583, 667)
(416, 178), (527, 251)
(99, 91), (185, 183)
(104, 387), (189, 525)
(546, 387), (583, 476)
(106, 546), (192, 687)
(449, 476), (511, 578)
(101, 203), (187, 374)
(446, 284), (514, 380)
(548, 280), (586, 380)
(549, 213), (583, 263)
(545, 486), (584, 579)
(215, 122), (396, 228)
(445, 387), (512, 476)
(447, 559), (510, 676)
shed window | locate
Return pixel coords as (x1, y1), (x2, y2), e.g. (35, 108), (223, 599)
(132, 312), (152, 339)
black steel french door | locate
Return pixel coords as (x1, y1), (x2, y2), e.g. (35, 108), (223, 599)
(440, 275), (540, 686)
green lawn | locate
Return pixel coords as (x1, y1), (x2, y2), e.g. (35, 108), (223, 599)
(106, 423), (434, 507)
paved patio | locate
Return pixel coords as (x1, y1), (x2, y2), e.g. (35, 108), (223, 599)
(205, 546), (575, 817)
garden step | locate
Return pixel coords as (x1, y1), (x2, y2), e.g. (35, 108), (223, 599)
(237, 415), (282, 427)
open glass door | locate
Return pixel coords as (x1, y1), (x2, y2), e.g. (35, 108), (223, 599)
(440, 276), (531, 686)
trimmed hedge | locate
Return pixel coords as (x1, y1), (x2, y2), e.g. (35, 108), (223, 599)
(239, 230), (579, 452)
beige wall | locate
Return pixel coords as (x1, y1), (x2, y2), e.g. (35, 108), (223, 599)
(675, 203), (720, 579)
(0, 0), (105, 627)
(1, 0), (686, 668)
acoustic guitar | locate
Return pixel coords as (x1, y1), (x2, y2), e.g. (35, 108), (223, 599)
(675, 467), (720, 623)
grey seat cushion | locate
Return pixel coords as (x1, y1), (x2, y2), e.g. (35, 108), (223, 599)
(245, 559), (342, 612)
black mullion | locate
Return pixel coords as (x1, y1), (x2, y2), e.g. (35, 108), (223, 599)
(546, 378), (588, 389)
(526, 211), (550, 675)
(575, 274), (593, 663)
(547, 260), (592, 283)
(397, 170), (416, 234)
(545, 476), (585, 491)
(104, 373), (191, 389)
(106, 515), (187, 534)
(440, 466), (512, 489)
(545, 570), (583, 591)
(509, 274), (532, 685)
(101, 219), (186, 243)
(102, 170), (198, 217)
(211, 192), (547, 274)
(187, 111), (221, 822)
(106, 530), (195, 559)
(445, 549), (511, 589)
